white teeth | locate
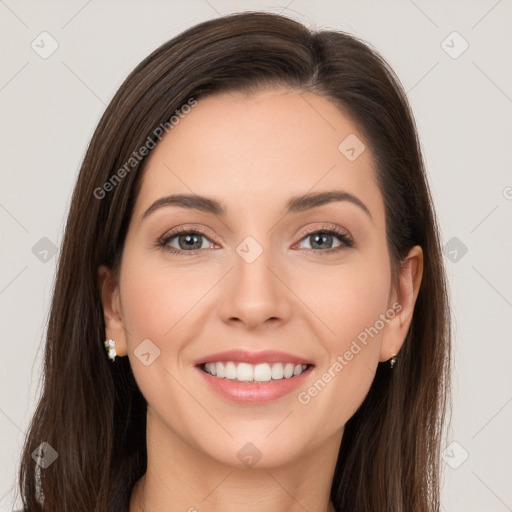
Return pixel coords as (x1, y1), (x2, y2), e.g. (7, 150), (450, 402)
(202, 361), (309, 382)
(236, 362), (253, 382)
(205, 362), (217, 376)
(216, 362), (226, 378)
(225, 361), (237, 379)
(271, 362), (284, 380)
(253, 363), (272, 382)
(283, 363), (294, 378)
(293, 364), (303, 376)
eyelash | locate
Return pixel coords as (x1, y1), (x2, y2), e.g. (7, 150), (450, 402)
(156, 225), (354, 256)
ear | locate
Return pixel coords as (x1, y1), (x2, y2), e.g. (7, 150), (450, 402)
(379, 245), (423, 362)
(97, 264), (128, 357)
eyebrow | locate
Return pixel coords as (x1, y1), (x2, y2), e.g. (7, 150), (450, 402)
(141, 190), (372, 221)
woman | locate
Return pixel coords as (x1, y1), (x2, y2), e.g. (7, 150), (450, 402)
(17, 11), (451, 511)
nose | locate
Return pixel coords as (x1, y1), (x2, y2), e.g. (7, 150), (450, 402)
(217, 236), (293, 331)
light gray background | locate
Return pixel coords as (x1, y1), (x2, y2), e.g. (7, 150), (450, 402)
(1, 1), (511, 511)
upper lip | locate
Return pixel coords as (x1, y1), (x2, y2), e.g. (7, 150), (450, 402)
(194, 349), (314, 366)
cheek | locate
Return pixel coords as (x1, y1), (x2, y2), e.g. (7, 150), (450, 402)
(120, 251), (204, 341)
(298, 254), (391, 354)
(117, 250), (198, 416)
(118, 249), (213, 403)
(294, 254), (390, 417)
(333, 269), (391, 352)
(301, 258), (390, 413)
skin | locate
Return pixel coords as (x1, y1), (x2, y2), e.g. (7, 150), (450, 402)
(98, 87), (423, 512)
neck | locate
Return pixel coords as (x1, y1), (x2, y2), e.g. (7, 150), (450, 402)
(129, 408), (342, 512)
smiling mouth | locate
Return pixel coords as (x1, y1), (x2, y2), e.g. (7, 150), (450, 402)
(199, 361), (312, 383)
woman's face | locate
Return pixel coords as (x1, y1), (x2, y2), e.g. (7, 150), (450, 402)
(99, 87), (419, 469)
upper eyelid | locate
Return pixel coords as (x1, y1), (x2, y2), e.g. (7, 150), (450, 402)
(161, 224), (351, 245)
(163, 225), (219, 244)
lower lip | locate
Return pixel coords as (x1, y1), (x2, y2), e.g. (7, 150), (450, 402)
(196, 365), (314, 403)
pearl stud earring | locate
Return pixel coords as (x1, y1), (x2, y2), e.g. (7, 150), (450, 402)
(104, 339), (117, 362)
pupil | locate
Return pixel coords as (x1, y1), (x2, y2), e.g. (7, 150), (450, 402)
(312, 234), (332, 249)
(181, 234), (201, 250)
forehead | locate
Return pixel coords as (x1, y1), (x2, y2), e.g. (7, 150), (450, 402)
(133, 87), (384, 223)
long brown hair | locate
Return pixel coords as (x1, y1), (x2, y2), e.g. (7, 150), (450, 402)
(18, 11), (451, 511)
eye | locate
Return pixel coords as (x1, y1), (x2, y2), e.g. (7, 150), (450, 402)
(156, 224), (354, 256)
(293, 225), (354, 254)
(157, 227), (216, 255)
